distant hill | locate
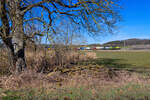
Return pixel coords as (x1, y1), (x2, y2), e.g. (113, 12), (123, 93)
(103, 38), (150, 47)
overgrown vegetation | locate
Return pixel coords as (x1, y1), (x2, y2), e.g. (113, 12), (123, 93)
(1, 74), (150, 100)
(1, 49), (150, 100)
(0, 47), (96, 75)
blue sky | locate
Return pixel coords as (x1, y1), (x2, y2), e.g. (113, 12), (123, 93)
(1, 0), (150, 45)
(88, 0), (150, 44)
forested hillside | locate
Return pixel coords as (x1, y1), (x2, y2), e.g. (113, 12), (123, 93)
(104, 38), (150, 46)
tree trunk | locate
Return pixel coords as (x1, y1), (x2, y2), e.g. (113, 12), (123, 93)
(8, 0), (27, 73)
(0, 0), (27, 73)
(11, 17), (26, 73)
(4, 29), (26, 73)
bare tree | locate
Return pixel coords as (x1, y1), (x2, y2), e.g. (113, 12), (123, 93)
(52, 17), (84, 46)
(0, 0), (121, 73)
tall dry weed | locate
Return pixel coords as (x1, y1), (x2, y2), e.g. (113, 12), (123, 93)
(25, 49), (97, 73)
(0, 67), (150, 91)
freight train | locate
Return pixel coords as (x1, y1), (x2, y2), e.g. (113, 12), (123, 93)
(76, 46), (121, 50)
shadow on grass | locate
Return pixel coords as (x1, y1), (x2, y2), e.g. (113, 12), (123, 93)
(90, 58), (132, 69)
(78, 58), (150, 73)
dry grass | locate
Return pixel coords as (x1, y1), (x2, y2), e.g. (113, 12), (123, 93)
(1, 64), (150, 99)
(25, 49), (98, 72)
(0, 49), (149, 90)
(1, 49), (150, 99)
(85, 52), (97, 59)
(0, 70), (60, 89)
(0, 48), (97, 75)
(0, 49), (99, 90)
(0, 66), (150, 90)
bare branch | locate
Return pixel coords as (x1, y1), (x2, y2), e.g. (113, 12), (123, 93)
(0, 0), (10, 37)
(23, 4), (53, 26)
(24, 32), (42, 39)
(37, 4), (52, 25)
(21, 0), (52, 13)
(51, 2), (77, 16)
(22, 0), (97, 13)
(24, 17), (46, 23)
(54, 0), (95, 8)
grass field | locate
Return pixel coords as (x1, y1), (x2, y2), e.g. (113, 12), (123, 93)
(1, 83), (150, 100)
(89, 51), (150, 73)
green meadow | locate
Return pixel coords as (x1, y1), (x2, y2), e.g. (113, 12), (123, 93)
(93, 51), (150, 72)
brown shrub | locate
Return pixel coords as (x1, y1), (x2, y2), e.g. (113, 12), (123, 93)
(25, 49), (97, 73)
(0, 66), (150, 91)
(0, 70), (64, 89)
(85, 52), (97, 59)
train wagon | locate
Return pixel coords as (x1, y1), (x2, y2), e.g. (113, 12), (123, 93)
(111, 46), (121, 50)
(85, 47), (91, 50)
(96, 47), (104, 50)
(80, 47), (85, 50)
